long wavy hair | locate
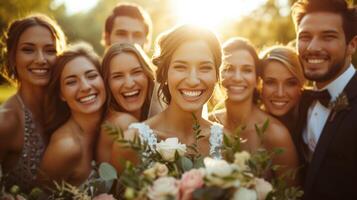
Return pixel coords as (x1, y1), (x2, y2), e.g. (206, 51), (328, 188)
(0, 13), (66, 85)
(101, 43), (155, 121)
(44, 42), (102, 135)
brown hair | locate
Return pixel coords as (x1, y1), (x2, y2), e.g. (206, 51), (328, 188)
(101, 43), (155, 120)
(291, 0), (357, 43)
(152, 24), (222, 104)
(103, 3), (152, 47)
(260, 45), (305, 86)
(0, 13), (66, 85)
(45, 42), (101, 134)
(222, 37), (260, 104)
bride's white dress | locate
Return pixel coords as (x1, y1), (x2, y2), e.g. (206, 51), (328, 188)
(128, 122), (224, 159)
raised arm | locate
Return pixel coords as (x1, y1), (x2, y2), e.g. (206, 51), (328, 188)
(96, 113), (138, 163)
(110, 128), (140, 173)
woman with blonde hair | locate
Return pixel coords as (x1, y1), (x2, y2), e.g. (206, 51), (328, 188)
(210, 38), (300, 185)
(260, 45), (305, 135)
(0, 14), (66, 192)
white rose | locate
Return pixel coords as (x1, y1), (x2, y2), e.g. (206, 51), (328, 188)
(204, 157), (233, 177)
(231, 188), (258, 200)
(148, 177), (179, 200)
(255, 178), (273, 200)
(156, 138), (187, 162)
(234, 151), (250, 171)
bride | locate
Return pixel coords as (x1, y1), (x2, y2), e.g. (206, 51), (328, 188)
(111, 24), (223, 171)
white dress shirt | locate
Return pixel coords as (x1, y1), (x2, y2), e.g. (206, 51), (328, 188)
(303, 64), (356, 153)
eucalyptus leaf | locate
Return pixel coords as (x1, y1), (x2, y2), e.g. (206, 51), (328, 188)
(179, 156), (193, 171)
(99, 162), (118, 181)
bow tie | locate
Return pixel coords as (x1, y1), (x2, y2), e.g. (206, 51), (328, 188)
(306, 89), (331, 108)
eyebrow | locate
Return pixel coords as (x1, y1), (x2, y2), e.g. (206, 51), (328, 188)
(111, 66), (142, 75)
(171, 60), (214, 65)
(19, 42), (55, 47)
(64, 69), (97, 80)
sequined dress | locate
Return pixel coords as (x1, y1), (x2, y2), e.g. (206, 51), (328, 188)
(4, 95), (46, 193)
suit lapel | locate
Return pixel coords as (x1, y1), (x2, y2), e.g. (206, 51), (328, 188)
(304, 73), (357, 193)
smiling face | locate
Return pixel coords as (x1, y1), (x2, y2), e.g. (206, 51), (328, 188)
(60, 56), (106, 115)
(297, 12), (350, 86)
(15, 25), (56, 86)
(107, 16), (147, 48)
(261, 60), (302, 116)
(108, 52), (149, 114)
(222, 49), (257, 103)
(167, 40), (217, 112)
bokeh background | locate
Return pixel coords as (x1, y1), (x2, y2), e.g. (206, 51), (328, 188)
(0, 0), (356, 103)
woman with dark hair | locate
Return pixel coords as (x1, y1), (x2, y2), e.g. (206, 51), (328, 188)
(97, 43), (155, 163)
(39, 43), (106, 186)
(111, 24), (223, 172)
(0, 14), (66, 192)
(209, 37), (300, 184)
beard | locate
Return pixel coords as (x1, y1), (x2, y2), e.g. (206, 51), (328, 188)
(302, 51), (347, 82)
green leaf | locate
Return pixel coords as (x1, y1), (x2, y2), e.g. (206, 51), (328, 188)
(179, 156), (194, 171)
(99, 162), (118, 181)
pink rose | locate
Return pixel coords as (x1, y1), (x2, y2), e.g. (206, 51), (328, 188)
(179, 169), (205, 200)
(93, 193), (117, 200)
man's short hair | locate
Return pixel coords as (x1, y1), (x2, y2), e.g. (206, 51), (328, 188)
(103, 3), (152, 42)
(291, 0), (357, 43)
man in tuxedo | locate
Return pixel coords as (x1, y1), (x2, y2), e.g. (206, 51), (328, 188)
(292, 0), (357, 199)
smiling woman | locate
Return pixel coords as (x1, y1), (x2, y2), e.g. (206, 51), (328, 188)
(172, 0), (266, 29)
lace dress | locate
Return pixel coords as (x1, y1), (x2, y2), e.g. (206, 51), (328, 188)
(128, 122), (224, 159)
(3, 95), (46, 193)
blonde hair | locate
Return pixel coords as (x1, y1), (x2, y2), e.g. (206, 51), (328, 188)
(260, 45), (305, 86)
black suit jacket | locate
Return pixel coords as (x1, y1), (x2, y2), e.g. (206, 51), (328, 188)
(297, 73), (357, 200)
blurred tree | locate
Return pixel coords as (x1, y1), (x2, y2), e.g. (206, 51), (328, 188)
(0, 0), (356, 86)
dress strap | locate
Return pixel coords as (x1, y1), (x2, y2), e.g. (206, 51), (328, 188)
(209, 123), (223, 159)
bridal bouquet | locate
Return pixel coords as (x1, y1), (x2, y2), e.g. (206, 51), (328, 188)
(106, 118), (303, 200)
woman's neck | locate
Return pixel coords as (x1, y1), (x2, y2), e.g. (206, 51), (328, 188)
(161, 102), (204, 138)
(225, 97), (254, 130)
(130, 109), (142, 121)
(18, 83), (46, 119)
(70, 110), (102, 135)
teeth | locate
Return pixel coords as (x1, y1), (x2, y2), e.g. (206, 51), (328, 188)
(229, 86), (246, 92)
(30, 69), (49, 75)
(79, 94), (96, 103)
(181, 90), (202, 97)
(271, 101), (287, 107)
(123, 90), (139, 97)
(307, 59), (325, 64)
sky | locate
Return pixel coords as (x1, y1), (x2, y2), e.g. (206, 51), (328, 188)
(54, 0), (268, 29)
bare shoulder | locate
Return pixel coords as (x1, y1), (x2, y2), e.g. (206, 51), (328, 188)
(45, 125), (82, 162)
(255, 110), (292, 146)
(106, 111), (138, 131)
(0, 96), (21, 140)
